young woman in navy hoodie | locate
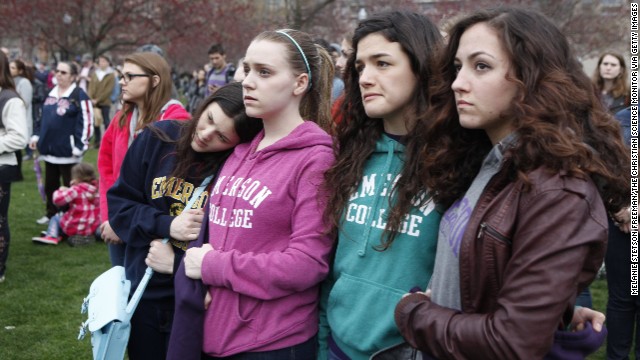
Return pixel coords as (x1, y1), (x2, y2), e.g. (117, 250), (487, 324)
(180, 29), (335, 359)
(107, 82), (262, 359)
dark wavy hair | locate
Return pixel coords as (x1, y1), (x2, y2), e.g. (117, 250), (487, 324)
(150, 82), (263, 182)
(0, 51), (15, 91)
(323, 11), (443, 249)
(403, 7), (630, 213)
(11, 59), (34, 83)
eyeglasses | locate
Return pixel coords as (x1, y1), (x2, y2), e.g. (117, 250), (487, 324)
(119, 72), (150, 83)
(55, 70), (68, 75)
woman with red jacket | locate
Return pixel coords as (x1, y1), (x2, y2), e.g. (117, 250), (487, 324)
(98, 52), (190, 266)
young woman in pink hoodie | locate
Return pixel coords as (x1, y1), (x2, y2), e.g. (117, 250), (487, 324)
(179, 29), (335, 359)
(97, 52), (190, 266)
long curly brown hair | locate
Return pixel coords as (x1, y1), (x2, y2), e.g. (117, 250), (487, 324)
(401, 7), (630, 213)
(323, 11), (443, 249)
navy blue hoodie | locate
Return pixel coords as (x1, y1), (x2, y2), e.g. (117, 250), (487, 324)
(35, 84), (93, 163)
(108, 120), (224, 300)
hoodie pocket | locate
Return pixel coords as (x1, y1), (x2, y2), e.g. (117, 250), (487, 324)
(327, 273), (405, 354)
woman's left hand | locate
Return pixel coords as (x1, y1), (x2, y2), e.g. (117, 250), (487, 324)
(184, 244), (214, 280)
(145, 239), (175, 274)
(570, 306), (605, 332)
(613, 207), (631, 233)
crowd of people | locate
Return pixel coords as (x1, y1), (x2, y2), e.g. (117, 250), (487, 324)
(0, 5), (635, 360)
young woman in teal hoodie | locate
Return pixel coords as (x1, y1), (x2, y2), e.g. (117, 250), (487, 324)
(182, 29), (336, 359)
(318, 11), (444, 360)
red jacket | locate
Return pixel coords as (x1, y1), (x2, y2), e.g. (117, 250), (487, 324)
(53, 181), (101, 236)
(98, 103), (190, 221)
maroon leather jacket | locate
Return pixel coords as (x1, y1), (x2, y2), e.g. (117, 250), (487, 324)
(394, 164), (607, 359)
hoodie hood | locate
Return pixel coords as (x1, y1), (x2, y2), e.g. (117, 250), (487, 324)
(242, 121), (332, 161)
(76, 181), (98, 198)
(160, 101), (191, 121)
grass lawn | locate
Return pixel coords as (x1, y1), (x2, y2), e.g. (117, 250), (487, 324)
(0, 148), (619, 359)
(0, 149), (110, 359)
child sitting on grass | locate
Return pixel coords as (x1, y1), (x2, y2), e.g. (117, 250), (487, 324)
(32, 163), (100, 245)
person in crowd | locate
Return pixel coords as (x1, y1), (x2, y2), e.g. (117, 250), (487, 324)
(110, 64), (121, 115)
(394, 7), (630, 359)
(98, 52), (190, 266)
(580, 52), (630, 308)
(88, 54), (116, 148)
(318, 11), (444, 360)
(187, 68), (207, 113)
(335, 32), (354, 79)
(592, 52), (629, 114)
(205, 43), (235, 96)
(9, 59), (33, 152)
(8, 59), (32, 170)
(77, 54), (93, 93)
(0, 51), (28, 283)
(30, 62), (47, 147)
(29, 61), (93, 226)
(32, 162), (100, 246)
(330, 30), (354, 124)
(315, 38), (344, 102)
(604, 106), (636, 360)
(107, 82), (262, 360)
(175, 28), (335, 360)
(232, 58), (245, 83)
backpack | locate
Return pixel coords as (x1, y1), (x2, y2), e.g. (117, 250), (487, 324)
(225, 63), (236, 84)
(32, 78), (47, 104)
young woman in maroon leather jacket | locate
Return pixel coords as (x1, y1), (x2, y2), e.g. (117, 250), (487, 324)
(394, 7), (630, 359)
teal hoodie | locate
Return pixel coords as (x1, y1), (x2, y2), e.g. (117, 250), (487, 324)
(318, 134), (441, 360)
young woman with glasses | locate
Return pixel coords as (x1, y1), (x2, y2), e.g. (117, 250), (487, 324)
(97, 52), (190, 266)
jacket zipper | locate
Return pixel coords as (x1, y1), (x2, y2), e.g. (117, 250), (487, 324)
(477, 222), (511, 244)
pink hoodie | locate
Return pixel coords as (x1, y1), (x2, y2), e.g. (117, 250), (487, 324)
(200, 121), (335, 356)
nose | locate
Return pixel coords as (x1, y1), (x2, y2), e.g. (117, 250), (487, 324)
(451, 68), (469, 93)
(359, 66), (374, 88)
(199, 125), (215, 140)
(336, 57), (347, 73)
(242, 71), (254, 89)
